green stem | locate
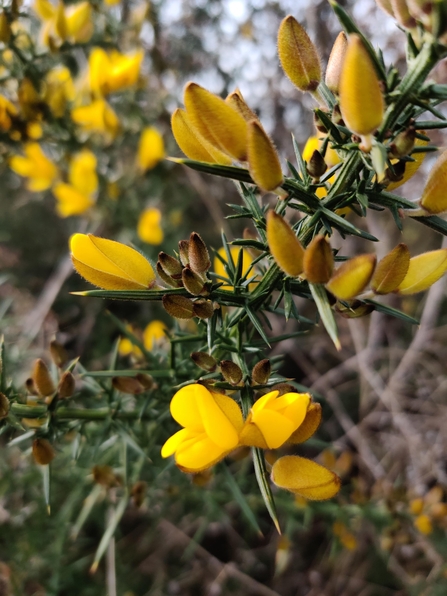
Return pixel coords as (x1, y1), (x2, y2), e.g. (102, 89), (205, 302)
(10, 403), (158, 421)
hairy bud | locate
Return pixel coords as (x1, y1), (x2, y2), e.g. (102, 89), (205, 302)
(32, 359), (55, 397)
(191, 352), (218, 372)
(220, 360), (243, 385)
(32, 438), (55, 465)
(57, 371), (76, 399)
(188, 232), (211, 273)
(252, 359), (271, 385)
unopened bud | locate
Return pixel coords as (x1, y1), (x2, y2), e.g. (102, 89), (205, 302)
(192, 299), (214, 319)
(331, 104), (344, 126)
(0, 392), (9, 419)
(326, 254), (377, 301)
(158, 252), (183, 278)
(131, 480), (147, 507)
(375, 0), (395, 17)
(389, 126), (416, 158)
(93, 465), (120, 487)
(226, 89), (258, 122)
(325, 31), (348, 94)
(112, 376), (144, 394)
(191, 351), (217, 372)
(383, 159), (406, 185)
(303, 235), (334, 284)
(247, 120), (284, 191)
(25, 377), (37, 394)
(266, 211), (305, 277)
(188, 232), (210, 273)
(306, 150), (327, 180)
(57, 371), (75, 399)
(313, 111), (328, 133)
(32, 359), (55, 397)
(0, 12), (11, 43)
(157, 262), (182, 287)
(220, 360), (243, 385)
(420, 149), (447, 214)
(162, 294), (194, 319)
(178, 240), (190, 266)
(182, 266), (207, 296)
(371, 243), (410, 294)
(135, 373), (154, 390)
(32, 438), (55, 465)
(391, 0), (417, 28)
(49, 340), (68, 367)
(335, 300), (374, 318)
(277, 15), (321, 92)
(251, 359), (271, 385)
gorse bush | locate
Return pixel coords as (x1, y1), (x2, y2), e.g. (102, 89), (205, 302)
(3, 0), (447, 592)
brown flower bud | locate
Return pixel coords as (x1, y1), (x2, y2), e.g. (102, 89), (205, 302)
(135, 373), (154, 390)
(158, 252), (183, 279)
(32, 359), (55, 397)
(32, 438), (55, 465)
(306, 150), (327, 180)
(182, 266), (207, 296)
(192, 299), (214, 319)
(389, 126), (416, 158)
(303, 235), (334, 284)
(251, 359), (271, 385)
(112, 376), (145, 394)
(157, 262), (182, 288)
(178, 240), (190, 266)
(220, 360), (243, 385)
(57, 371), (76, 399)
(25, 377), (37, 395)
(191, 352), (218, 372)
(162, 294), (194, 319)
(383, 159), (406, 185)
(93, 465), (121, 487)
(325, 31), (348, 94)
(226, 89), (258, 122)
(188, 232), (211, 273)
(131, 480), (147, 507)
(50, 340), (68, 367)
(313, 111), (328, 133)
(0, 392), (9, 419)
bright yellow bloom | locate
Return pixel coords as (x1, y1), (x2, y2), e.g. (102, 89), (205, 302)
(9, 143), (58, 191)
(36, 0), (93, 47)
(71, 99), (120, 139)
(53, 150), (98, 217)
(397, 249), (447, 295)
(45, 66), (75, 118)
(414, 514), (433, 535)
(214, 246), (255, 290)
(118, 324), (143, 358)
(143, 320), (167, 350)
(272, 455), (341, 500)
(161, 384), (243, 473)
(89, 48), (143, 97)
(240, 390), (310, 450)
(70, 233), (156, 290)
(0, 95), (17, 131)
(137, 127), (165, 171)
(137, 207), (164, 244)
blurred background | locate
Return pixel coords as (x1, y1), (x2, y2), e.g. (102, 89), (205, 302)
(2, 0), (447, 594)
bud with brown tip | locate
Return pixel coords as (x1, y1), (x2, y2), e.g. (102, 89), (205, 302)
(226, 89), (258, 122)
(303, 236), (334, 284)
(389, 126), (416, 159)
(182, 266), (207, 296)
(252, 359), (271, 385)
(191, 351), (217, 372)
(158, 252), (183, 279)
(157, 262), (182, 288)
(391, 0), (417, 28)
(306, 150), (327, 181)
(57, 371), (76, 399)
(220, 360), (243, 385)
(135, 373), (154, 390)
(162, 294), (194, 319)
(112, 376), (145, 394)
(178, 240), (190, 266)
(192, 299), (214, 319)
(188, 232), (211, 273)
(32, 438), (55, 465)
(32, 359), (55, 397)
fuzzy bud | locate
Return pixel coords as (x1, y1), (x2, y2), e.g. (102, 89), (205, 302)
(192, 299), (214, 319)
(326, 254), (377, 301)
(135, 373), (154, 390)
(390, 0), (418, 28)
(220, 360), (243, 385)
(49, 340), (68, 368)
(32, 438), (55, 465)
(306, 150), (327, 180)
(303, 235), (334, 284)
(277, 15), (321, 92)
(375, 0), (395, 17)
(226, 89), (258, 122)
(266, 211), (305, 277)
(158, 252), (183, 279)
(191, 351), (218, 372)
(325, 31), (348, 94)
(182, 266), (207, 296)
(162, 294), (194, 319)
(157, 262), (182, 288)
(57, 371), (76, 399)
(32, 359), (55, 397)
(112, 376), (145, 395)
(251, 359), (271, 385)
(247, 120), (284, 192)
(313, 111), (328, 133)
(188, 232), (211, 273)
(420, 149), (447, 214)
(178, 240), (190, 266)
(0, 392), (9, 419)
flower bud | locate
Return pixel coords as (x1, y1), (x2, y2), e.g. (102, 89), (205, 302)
(32, 438), (55, 465)
(326, 254), (377, 300)
(57, 371), (76, 399)
(266, 211), (305, 277)
(183, 82), (248, 161)
(389, 126), (416, 159)
(182, 266), (207, 296)
(0, 392), (9, 419)
(420, 149), (447, 214)
(288, 402), (322, 444)
(339, 35), (384, 138)
(247, 120), (284, 192)
(313, 111), (328, 133)
(192, 299), (214, 319)
(375, 0), (395, 16)
(306, 150), (327, 180)
(178, 240), (190, 266)
(277, 15), (321, 92)
(135, 373), (154, 390)
(158, 252), (183, 279)
(391, 0), (418, 28)
(191, 352), (218, 372)
(226, 89), (258, 122)
(32, 359), (55, 397)
(162, 295), (194, 319)
(397, 249), (447, 294)
(220, 360), (243, 385)
(156, 262), (182, 288)
(371, 243), (410, 294)
(325, 32), (348, 94)
(93, 465), (120, 487)
(188, 232), (211, 274)
(50, 340), (68, 368)
(112, 376), (145, 394)
(303, 235), (334, 284)
(251, 359), (271, 385)
(25, 378), (37, 394)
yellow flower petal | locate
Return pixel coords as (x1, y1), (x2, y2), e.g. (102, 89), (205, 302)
(143, 320), (166, 350)
(266, 211), (305, 277)
(53, 183), (94, 217)
(161, 428), (192, 458)
(371, 243), (410, 294)
(137, 127), (165, 171)
(170, 384), (204, 430)
(211, 392), (244, 434)
(288, 403), (322, 444)
(196, 387), (239, 450)
(247, 120), (284, 191)
(326, 254), (376, 300)
(251, 409), (295, 449)
(137, 207), (164, 245)
(420, 149), (447, 214)
(184, 82), (248, 161)
(272, 455), (341, 500)
(397, 249), (447, 295)
(175, 435), (227, 471)
(69, 150), (98, 196)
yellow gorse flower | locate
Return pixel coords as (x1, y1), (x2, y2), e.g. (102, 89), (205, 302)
(0, 95), (18, 131)
(53, 150), (98, 217)
(9, 143), (58, 191)
(137, 207), (164, 245)
(71, 99), (120, 139)
(70, 233), (156, 290)
(89, 48), (143, 97)
(35, 0), (93, 47)
(161, 384), (243, 473)
(396, 249), (447, 295)
(137, 127), (165, 171)
(45, 66), (75, 118)
(143, 320), (167, 350)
